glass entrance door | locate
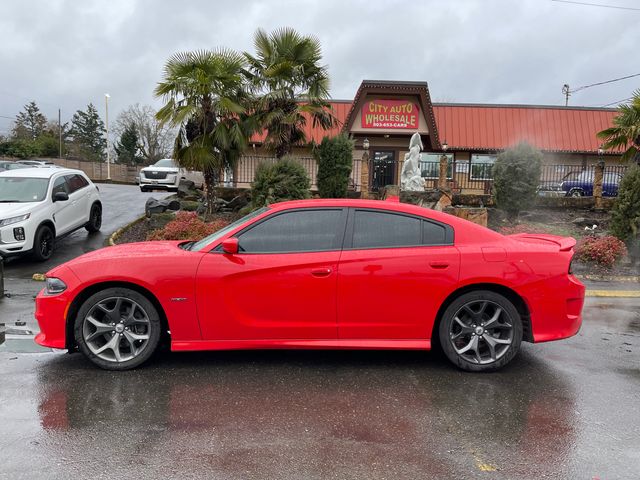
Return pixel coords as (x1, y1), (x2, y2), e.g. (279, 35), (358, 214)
(371, 151), (396, 191)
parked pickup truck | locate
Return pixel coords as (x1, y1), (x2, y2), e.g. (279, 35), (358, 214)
(560, 171), (622, 197)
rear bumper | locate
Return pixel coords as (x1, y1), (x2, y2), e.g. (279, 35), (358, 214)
(526, 274), (585, 343)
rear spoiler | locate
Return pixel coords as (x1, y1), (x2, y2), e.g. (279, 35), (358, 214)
(509, 233), (576, 251)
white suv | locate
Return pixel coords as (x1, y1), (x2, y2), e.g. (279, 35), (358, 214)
(139, 158), (204, 192)
(0, 168), (102, 261)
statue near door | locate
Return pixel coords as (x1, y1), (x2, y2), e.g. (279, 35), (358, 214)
(401, 132), (425, 191)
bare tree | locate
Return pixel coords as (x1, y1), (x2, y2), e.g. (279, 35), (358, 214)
(113, 104), (174, 164)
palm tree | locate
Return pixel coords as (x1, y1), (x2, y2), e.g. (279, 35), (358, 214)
(155, 49), (255, 210)
(244, 27), (336, 158)
(598, 90), (640, 163)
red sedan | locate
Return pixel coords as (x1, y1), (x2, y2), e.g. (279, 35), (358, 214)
(34, 199), (585, 372)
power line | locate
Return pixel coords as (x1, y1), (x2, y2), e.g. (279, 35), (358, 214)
(551, 0), (640, 11)
(573, 73), (640, 93)
(600, 96), (634, 107)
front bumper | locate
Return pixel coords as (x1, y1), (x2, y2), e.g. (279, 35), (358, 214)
(139, 173), (179, 188)
(33, 266), (81, 349)
(0, 220), (33, 256)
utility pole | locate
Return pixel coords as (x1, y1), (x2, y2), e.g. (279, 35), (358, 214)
(58, 108), (62, 158)
(562, 84), (571, 106)
(105, 93), (111, 181)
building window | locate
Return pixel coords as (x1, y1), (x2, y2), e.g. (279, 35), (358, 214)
(470, 154), (497, 180)
(420, 153), (454, 179)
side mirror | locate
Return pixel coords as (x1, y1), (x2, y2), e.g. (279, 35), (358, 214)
(53, 192), (69, 202)
(221, 237), (239, 255)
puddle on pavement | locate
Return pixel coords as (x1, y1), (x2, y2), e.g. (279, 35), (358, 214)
(0, 334), (57, 353)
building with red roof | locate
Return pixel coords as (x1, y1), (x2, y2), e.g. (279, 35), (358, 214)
(243, 80), (621, 193)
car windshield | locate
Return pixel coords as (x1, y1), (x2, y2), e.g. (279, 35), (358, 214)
(189, 207), (268, 251)
(0, 177), (49, 202)
(153, 159), (176, 168)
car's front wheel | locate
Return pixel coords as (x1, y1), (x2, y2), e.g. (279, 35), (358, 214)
(438, 290), (522, 372)
(32, 225), (55, 261)
(74, 287), (162, 370)
(85, 203), (102, 232)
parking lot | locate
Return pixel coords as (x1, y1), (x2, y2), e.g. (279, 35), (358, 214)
(0, 296), (638, 479)
(0, 184), (639, 479)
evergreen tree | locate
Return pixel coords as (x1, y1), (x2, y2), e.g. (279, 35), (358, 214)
(69, 103), (107, 161)
(315, 134), (354, 198)
(114, 122), (141, 164)
(492, 142), (542, 221)
(610, 166), (640, 252)
(12, 101), (47, 140)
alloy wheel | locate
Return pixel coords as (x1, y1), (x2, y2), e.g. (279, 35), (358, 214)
(82, 297), (152, 363)
(40, 229), (53, 258)
(449, 300), (514, 365)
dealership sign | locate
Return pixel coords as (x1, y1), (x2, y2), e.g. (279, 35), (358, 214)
(361, 99), (419, 129)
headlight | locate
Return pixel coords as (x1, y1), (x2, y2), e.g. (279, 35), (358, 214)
(0, 213), (30, 227)
(45, 277), (67, 295)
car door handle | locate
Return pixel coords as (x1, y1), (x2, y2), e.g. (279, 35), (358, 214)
(311, 268), (332, 277)
(429, 262), (449, 269)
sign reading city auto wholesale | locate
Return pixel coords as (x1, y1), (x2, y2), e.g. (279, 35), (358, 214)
(361, 99), (420, 129)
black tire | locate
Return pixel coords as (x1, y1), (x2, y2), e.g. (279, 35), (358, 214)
(569, 189), (584, 197)
(85, 203), (102, 232)
(140, 186), (148, 192)
(32, 225), (55, 261)
(438, 290), (522, 372)
(74, 287), (162, 370)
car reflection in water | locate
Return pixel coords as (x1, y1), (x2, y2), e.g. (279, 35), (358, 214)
(36, 349), (577, 478)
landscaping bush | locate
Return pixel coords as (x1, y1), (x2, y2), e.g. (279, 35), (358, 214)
(610, 165), (640, 248)
(147, 212), (228, 241)
(492, 142), (542, 221)
(315, 134), (354, 198)
(575, 235), (627, 268)
(251, 156), (311, 208)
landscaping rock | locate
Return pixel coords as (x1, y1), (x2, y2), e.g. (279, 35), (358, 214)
(145, 197), (181, 217)
(177, 179), (198, 198)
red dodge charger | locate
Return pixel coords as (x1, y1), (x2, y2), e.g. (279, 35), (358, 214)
(35, 199), (585, 371)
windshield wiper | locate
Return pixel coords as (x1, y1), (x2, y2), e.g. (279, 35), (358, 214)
(0, 200), (22, 203)
(181, 241), (195, 251)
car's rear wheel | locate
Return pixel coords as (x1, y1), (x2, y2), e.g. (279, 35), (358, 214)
(32, 225), (54, 261)
(85, 203), (102, 232)
(569, 189), (584, 197)
(438, 291), (522, 372)
(74, 287), (161, 370)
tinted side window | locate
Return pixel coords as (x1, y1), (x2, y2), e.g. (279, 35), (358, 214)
(423, 220), (447, 245)
(353, 211), (422, 248)
(66, 174), (89, 193)
(51, 176), (69, 197)
(238, 209), (343, 253)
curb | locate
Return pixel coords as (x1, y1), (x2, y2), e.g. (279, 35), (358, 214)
(585, 290), (640, 298)
(108, 215), (146, 246)
(577, 274), (639, 283)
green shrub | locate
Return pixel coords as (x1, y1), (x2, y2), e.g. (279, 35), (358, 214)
(610, 165), (640, 246)
(251, 156), (311, 208)
(0, 139), (41, 159)
(492, 142), (542, 221)
(180, 200), (200, 212)
(315, 134), (354, 198)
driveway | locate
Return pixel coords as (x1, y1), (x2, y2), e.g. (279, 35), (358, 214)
(0, 297), (638, 479)
(0, 183), (170, 328)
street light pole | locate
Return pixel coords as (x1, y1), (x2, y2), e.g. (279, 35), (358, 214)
(105, 93), (111, 181)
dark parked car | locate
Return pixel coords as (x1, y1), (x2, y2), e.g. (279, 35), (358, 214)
(561, 171), (622, 197)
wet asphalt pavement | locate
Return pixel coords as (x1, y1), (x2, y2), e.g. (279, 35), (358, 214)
(0, 298), (638, 479)
(0, 184), (170, 328)
(0, 185), (639, 478)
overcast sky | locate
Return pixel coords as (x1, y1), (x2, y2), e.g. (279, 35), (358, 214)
(0, 0), (638, 135)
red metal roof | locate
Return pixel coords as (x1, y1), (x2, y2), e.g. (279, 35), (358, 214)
(433, 104), (618, 154)
(252, 101), (618, 154)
